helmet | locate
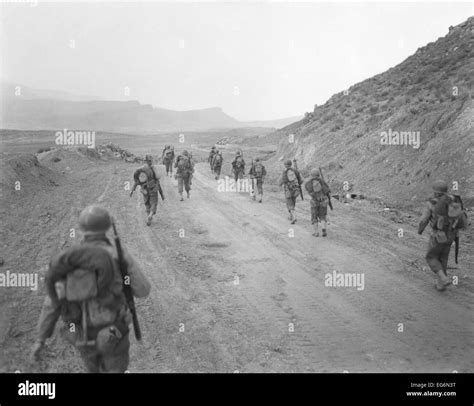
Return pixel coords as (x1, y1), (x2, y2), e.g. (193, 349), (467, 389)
(236, 151), (241, 156)
(255, 157), (260, 162)
(145, 154), (153, 162)
(310, 168), (320, 178)
(212, 146), (216, 150)
(79, 205), (111, 233)
(182, 150), (189, 157)
(284, 159), (292, 167)
(432, 180), (448, 193)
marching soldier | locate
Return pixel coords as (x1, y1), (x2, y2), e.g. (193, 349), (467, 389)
(231, 151), (245, 182)
(249, 157), (266, 202)
(418, 180), (467, 291)
(162, 145), (175, 177)
(279, 160), (303, 224)
(212, 149), (223, 180)
(175, 150), (194, 201)
(31, 205), (151, 372)
(130, 155), (164, 226)
(305, 168), (331, 237)
(208, 146), (217, 172)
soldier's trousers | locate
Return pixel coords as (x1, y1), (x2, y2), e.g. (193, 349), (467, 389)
(142, 190), (158, 214)
(164, 159), (172, 174)
(178, 175), (191, 193)
(252, 179), (263, 195)
(234, 170), (244, 182)
(425, 235), (453, 274)
(214, 165), (222, 178)
(77, 332), (130, 373)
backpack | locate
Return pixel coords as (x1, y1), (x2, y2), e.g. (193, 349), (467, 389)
(164, 148), (172, 158)
(51, 245), (124, 348)
(255, 163), (263, 177)
(178, 155), (191, 173)
(285, 168), (300, 192)
(432, 193), (464, 242)
(235, 156), (243, 168)
(214, 153), (222, 165)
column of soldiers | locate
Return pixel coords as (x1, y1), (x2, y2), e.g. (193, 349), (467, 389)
(30, 142), (468, 374)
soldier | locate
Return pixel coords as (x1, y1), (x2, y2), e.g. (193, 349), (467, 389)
(231, 151), (246, 183)
(130, 155), (164, 226)
(175, 150), (194, 201)
(208, 146), (217, 172)
(212, 149), (223, 180)
(249, 157), (267, 202)
(418, 180), (467, 291)
(162, 145), (175, 177)
(305, 168), (331, 237)
(31, 205), (151, 372)
(279, 159), (303, 224)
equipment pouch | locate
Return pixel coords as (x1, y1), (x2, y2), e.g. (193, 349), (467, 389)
(96, 325), (123, 355)
(87, 298), (118, 328)
(435, 230), (448, 244)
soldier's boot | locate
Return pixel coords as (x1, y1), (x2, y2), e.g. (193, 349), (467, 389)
(312, 223), (319, 237)
(187, 190), (190, 199)
(434, 271), (450, 291)
(179, 193), (184, 202)
(290, 211), (297, 224)
(258, 194), (262, 203)
(322, 229), (327, 237)
(146, 213), (153, 226)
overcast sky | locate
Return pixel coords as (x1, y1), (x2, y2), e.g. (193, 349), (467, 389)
(1, 1), (472, 121)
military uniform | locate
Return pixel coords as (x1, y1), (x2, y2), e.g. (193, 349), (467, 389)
(162, 146), (175, 177)
(418, 181), (467, 291)
(175, 151), (194, 201)
(249, 159), (266, 202)
(278, 160), (303, 224)
(33, 206), (151, 373)
(212, 151), (223, 180)
(208, 147), (216, 172)
(231, 153), (245, 182)
(305, 169), (331, 237)
(131, 156), (162, 225)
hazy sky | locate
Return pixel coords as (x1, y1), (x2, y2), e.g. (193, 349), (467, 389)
(1, 1), (472, 121)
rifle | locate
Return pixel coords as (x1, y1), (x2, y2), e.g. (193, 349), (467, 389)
(292, 159), (304, 201)
(112, 221), (142, 341)
(318, 166), (333, 210)
(157, 181), (165, 201)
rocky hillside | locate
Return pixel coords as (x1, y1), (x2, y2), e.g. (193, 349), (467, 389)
(270, 17), (474, 209)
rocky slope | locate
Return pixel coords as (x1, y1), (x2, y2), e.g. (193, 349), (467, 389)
(269, 17), (474, 210)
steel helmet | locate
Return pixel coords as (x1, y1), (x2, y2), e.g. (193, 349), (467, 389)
(284, 159), (292, 167)
(182, 150), (189, 156)
(432, 180), (448, 193)
(255, 157), (260, 162)
(310, 168), (320, 178)
(236, 151), (241, 156)
(78, 205), (111, 233)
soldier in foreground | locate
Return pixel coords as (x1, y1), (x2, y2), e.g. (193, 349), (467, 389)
(279, 159), (303, 224)
(249, 157), (267, 202)
(212, 149), (223, 180)
(162, 145), (175, 177)
(130, 154), (164, 226)
(418, 180), (467, 291)
(31, 205), (151, 372)
(175, 150), (194, 201)
(305, 168), (331, 236)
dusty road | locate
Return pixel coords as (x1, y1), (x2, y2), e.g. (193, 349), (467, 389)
(1, 152), (473, 373)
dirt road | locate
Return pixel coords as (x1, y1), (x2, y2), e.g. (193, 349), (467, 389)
(1, 153), (473, 373)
